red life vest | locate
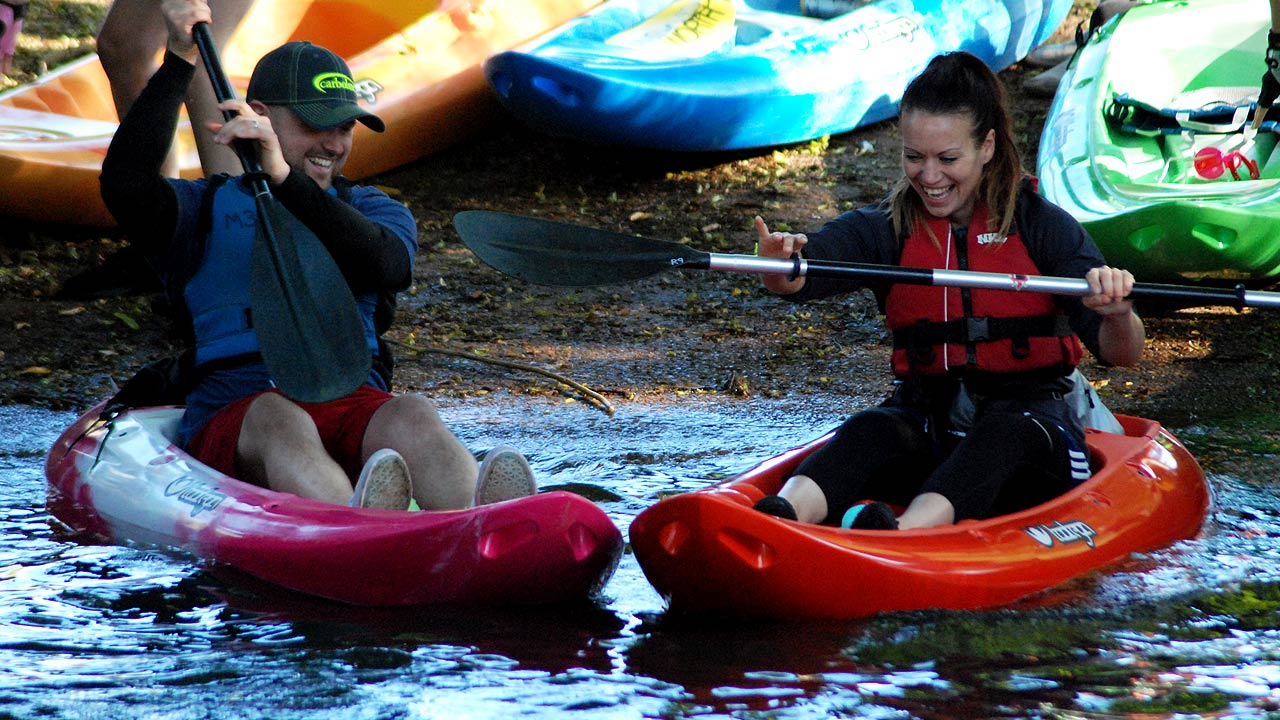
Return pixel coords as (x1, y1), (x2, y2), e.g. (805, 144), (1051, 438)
(885, 205), (1083, 377)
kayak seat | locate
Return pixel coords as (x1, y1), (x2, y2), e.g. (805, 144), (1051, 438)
(1105, 87), (1280, 183)
(1104, 87), (1279, 136)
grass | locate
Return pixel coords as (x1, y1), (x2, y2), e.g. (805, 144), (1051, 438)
(3, 0), (108, 90)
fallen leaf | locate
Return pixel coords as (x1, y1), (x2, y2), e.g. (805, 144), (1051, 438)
(113, 312), (140, 330)
(22, 366), (52, 376)
(59, 306), (86, 316)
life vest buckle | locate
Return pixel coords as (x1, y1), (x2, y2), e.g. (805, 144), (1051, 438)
(965, 317), (991, 342)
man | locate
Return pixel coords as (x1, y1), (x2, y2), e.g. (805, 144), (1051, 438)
(100, 0), (535, 510)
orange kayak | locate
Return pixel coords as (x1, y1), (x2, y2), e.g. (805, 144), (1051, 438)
(0, 0), (600, 227)
(630, 414), (1210, 619)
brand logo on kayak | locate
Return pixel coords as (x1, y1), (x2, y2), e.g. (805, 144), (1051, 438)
(820, 17), (919, 53)
(165, 476), (229, 517)
(976, 232), (1006, 247)
(667, 0), (731, 45)
(353, 79), (383, 105)
(1024, 520), (1097, 549)
(312, 72), (356, 95)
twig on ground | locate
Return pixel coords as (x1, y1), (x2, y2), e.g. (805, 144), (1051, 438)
(388, 340), (615, 416)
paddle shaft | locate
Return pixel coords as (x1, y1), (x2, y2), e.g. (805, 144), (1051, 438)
(453, 210), (1280, 310)
(192, 24), (269, 193)
(702, 254), (1280, 309)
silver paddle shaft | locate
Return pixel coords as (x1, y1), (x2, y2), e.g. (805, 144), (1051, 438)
(704, 253), (1280, 309)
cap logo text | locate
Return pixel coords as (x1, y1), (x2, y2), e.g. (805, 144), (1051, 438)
(313, 72), (356, 94)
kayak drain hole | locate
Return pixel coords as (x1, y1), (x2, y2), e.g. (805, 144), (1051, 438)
(658, 521), (691, 556)
(567, 522), (602, 562)
(489, 71), (512, 98)
(717, 527), (776, 570)
(1190, 223), (1236, 251)
(1127, 225), (1164, 253)
(477, 519), (540, 559)
(530, 76), (582, 107)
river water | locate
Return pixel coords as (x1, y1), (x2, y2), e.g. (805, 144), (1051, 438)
(3, 397), (1280, 719)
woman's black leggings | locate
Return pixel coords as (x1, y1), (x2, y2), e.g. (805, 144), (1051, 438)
(793, 405), (1082, 524)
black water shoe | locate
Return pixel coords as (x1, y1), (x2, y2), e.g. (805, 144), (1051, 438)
(753, 495), (798, 521)
(843, 501), (899, 530)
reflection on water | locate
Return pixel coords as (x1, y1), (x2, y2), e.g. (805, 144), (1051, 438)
(3, 398), (1280, 718)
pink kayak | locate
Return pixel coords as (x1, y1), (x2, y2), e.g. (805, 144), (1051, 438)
(46, 402), (622, 606)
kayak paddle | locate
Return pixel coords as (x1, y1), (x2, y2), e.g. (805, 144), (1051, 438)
(453, 210), (1280, 310)
(193, 24), (370, 403)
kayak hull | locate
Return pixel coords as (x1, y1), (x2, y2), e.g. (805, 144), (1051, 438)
(46, 404), (622, 606)
(0, 0), (601, 227)
(629, 415), (1209, 619)
(1037, 0), (1280, 282)
(484, 0), (1074, 151)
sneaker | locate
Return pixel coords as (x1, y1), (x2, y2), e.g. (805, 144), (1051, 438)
(841, 501), (899, 530)
(475, 445), (537, 506)
(349, 448), (412, 510)
(753, 495), (798, 521)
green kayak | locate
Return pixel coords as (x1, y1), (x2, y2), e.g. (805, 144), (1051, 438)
(1037, 0), (1280, 284)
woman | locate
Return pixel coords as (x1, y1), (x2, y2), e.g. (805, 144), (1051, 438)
(752, 51), (1144, 530)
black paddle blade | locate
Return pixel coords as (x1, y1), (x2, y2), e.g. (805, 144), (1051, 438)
(453, 210), (711, 287)
(250, 197), (371, 403)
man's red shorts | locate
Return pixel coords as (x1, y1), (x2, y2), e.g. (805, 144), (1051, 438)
(187, 386), (394, 482)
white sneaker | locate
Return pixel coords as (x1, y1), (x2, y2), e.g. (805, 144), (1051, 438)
(350, 448), (412, 510)
(475, 445), (537, 506)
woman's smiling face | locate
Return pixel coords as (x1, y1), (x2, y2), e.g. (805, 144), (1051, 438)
(899, 109), (994, 227)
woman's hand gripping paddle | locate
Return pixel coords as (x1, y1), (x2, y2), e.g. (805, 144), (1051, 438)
(453, 210), (1280, 310)
(193, 24), (369, 403)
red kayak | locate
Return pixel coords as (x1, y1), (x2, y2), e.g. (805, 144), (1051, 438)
(46, 403), (622, 606)
(629, 415), (1210, 619)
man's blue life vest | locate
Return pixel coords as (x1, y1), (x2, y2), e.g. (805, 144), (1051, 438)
(183, 177), (381, 367)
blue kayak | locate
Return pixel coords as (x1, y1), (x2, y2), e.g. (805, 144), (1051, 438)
(484, 0), (1074, 151)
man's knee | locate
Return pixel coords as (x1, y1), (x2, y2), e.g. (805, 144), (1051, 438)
(379, 394), (438, 420)
(242, 392), (310, 435)
(369, 394), (450, 437)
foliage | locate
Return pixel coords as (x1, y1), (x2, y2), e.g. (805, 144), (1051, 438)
(2, 0), (108, 89)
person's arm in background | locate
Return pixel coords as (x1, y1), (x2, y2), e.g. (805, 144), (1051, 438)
(98, 0), (253, 177)
(1257, 0), (1280, 125)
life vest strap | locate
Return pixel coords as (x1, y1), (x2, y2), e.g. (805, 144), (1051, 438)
(892, 314), (1072, 350)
